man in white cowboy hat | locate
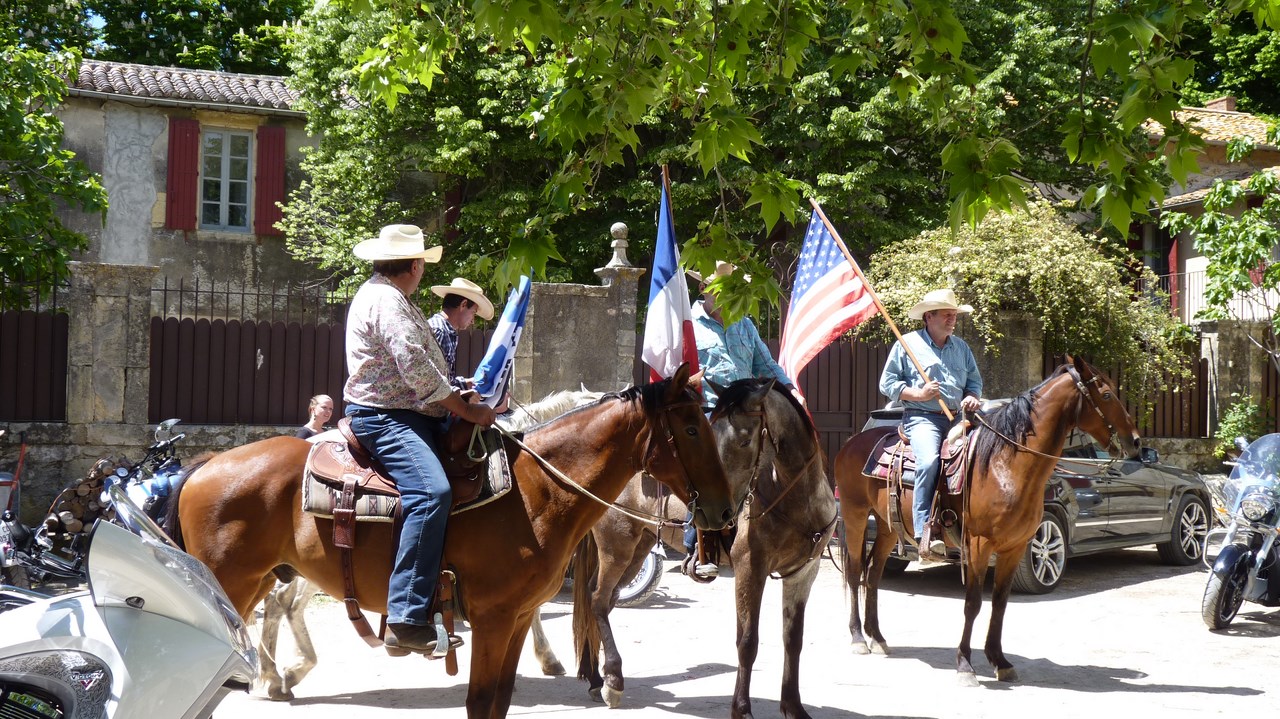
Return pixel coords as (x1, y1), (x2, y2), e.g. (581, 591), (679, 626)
(878, 288), (983, 564)
(342, 224), (497, 656)
(428, 277), (495, 387)
(682, 260), (801, 581)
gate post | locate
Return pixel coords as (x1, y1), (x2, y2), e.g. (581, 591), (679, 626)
(66, 262), (159, 432)
(958, 310), (1044, 401)
(512, 222), (646, 403)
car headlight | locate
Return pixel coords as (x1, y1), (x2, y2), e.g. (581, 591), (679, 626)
(1241, 496), (1272, 521)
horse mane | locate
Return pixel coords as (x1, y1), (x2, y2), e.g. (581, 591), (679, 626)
(971, 364), (1070, 467)
(520, 379), (686, 435)
(500, 387), (605, 433)
(714, 378), (819, 440)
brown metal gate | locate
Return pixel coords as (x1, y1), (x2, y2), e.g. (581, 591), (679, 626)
(0, 281), (69, 422)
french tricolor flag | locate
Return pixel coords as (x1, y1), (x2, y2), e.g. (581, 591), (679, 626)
(640, 175), (699, 382)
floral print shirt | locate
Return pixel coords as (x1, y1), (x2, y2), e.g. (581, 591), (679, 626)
(344, 275), (452, 417)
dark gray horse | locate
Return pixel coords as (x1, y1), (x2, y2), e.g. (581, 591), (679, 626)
(562, 378), (838, 719)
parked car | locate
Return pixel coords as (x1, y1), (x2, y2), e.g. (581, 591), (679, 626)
(858, 405), (1213, 594)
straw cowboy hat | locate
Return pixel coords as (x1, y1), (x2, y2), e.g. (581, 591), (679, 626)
(908, 288), (974, 320)
(430, 277), (495, 320)
(352, 224), (443, 262)
(686, 261), (750, 283)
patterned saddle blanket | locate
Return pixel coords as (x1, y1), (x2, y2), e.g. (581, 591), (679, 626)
(301, 417), (514, 523)
(862, 425), (973, 495)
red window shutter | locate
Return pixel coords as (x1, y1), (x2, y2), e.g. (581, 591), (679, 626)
(165, 117), (200, 230)
(254, 125), (287, 236)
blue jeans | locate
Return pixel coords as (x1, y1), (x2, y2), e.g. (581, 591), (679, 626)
(903, 410), (953, 539)
(346, 404), (450, 626)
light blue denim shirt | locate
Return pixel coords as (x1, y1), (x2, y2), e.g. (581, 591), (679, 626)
(878, 329), (982, 413)
(692, 300), (792, 405)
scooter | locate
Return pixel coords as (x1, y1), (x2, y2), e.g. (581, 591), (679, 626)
(1202, 434), (1280, 629)
(99, 418), (186, 528)
(0, 485), (257, 718)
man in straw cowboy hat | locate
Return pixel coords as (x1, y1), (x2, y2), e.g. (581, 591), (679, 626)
(342, 224), (497, 656)
(682, 260), (802, 580)
(878, 288), (983, 564)
(428, 277), (494, 388)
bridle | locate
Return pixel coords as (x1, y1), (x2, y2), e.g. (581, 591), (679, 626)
(970, 363), (1129, 470)
(642, 397), (707, 521)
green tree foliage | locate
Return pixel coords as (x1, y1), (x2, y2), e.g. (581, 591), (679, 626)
(1180, 8), (1280, 114)
(333, 0), (1277, 304)
(0, 0), (94, 51)
(865, 200), (1190, 402)
(0, 32), (107, 300)
(1161, 128), (1280, 374)
(89, 0), (305, 74)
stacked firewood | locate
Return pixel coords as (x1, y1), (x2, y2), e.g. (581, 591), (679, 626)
(43, 457), (131, 537)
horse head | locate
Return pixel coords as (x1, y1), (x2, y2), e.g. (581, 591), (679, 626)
(645, 363), (737, 531)
(1067, 355), (1141, 460)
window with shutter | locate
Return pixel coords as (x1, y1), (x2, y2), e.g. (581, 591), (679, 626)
(165, 117), (200, 230)
(255, 125), (286, 236)
(199, 128), (254, 231)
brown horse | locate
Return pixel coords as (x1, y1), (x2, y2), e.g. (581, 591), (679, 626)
(835, 356), (1140, 686)
(166, 365), (740, 719)
(570, 378), (837, 719)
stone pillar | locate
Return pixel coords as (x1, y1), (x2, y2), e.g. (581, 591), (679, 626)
(1201, 320), (1270, 430)
(512, 222), (646, 403)
(66, 262), (159, 438)
(958, 311), (1044, 400)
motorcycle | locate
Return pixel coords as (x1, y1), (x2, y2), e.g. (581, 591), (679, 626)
(1202, 433), (1280, 629)
(0, 484), (256, 718)
(1, 419), (186, 590)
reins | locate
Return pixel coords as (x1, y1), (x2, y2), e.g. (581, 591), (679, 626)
(968, 364), (1126, 472)
(491, 396), (701, 529)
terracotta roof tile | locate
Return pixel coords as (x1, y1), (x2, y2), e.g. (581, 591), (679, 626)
(1163, 165), (1280, 208)
(1146, 107), (1276, 148)
(71, 59), (300, 113)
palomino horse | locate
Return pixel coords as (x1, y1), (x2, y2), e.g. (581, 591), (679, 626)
(167, 366), (740, 719)
(835, 356), (1140, 685)
(251, 387), (605, 701)
(568, 378), (838, 718)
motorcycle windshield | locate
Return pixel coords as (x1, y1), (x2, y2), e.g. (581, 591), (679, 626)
(87, 487), (255, 664)
(1224, 433), (1280, 511)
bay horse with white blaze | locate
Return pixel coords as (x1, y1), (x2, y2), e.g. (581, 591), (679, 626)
(166, 366), (739, 719)
(835, 356), (1139, 685)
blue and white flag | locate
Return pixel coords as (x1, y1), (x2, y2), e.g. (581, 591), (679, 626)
(470, 275), (530, 408)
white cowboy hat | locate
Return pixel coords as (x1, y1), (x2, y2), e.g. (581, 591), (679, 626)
(352, 224), (443, 262)
(686, 261), (750, 283)
(430, 277), (495, 320)
(908, 288), (974, 320)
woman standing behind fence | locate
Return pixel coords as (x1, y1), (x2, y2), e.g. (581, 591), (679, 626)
(295, 394), (334, 439)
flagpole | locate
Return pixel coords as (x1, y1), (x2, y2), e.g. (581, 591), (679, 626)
(807, 198), (953, 421)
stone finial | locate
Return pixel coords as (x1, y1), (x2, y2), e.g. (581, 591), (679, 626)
(605, 222), (632, 268)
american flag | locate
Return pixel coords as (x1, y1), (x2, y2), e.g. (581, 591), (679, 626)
(778, 209), (878, 383)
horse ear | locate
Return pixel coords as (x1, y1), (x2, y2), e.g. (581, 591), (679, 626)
(707, 378), (727, 398)
(1069, 354), (1088, 375)
(669, 362), (692, 398)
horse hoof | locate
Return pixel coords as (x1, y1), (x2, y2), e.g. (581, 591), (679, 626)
(588, 687), (603, 703)
(996, 667), (1019, 682)
(542, 660), (566, 676)
(870, 641), (890, 656)
(603, 686), (623, 708)
(851, 641), (870, 655)
(957, 672), (979, 688)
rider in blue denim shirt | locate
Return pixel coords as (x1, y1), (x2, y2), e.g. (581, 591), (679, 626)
(879, 288), (983, 563)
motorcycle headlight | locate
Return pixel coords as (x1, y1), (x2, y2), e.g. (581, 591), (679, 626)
(1241, 497), (1270, 521)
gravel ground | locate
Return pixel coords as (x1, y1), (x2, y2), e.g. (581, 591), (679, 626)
(217, 545), (1280, 719)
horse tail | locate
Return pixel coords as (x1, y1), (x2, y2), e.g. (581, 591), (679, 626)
(572, 532), (603, 681)
(162, 457), (211, 550)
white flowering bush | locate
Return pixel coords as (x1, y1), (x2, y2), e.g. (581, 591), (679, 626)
(865, 200), (1193, 402)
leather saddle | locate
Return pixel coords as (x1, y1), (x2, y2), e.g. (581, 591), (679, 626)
(862, 424), (972, 495)
(301, 416), (514, 526)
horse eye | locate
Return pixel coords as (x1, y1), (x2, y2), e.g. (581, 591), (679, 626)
(1102, 391), (1113, 401)
(685, 426), (698, 437)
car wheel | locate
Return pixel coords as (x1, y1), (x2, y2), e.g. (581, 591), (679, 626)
(616, 552), (663, 608)
(1157, 494), (1209, 566)
(1202, 563), (1247, 630)
(1012, 514), (1067, 594)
